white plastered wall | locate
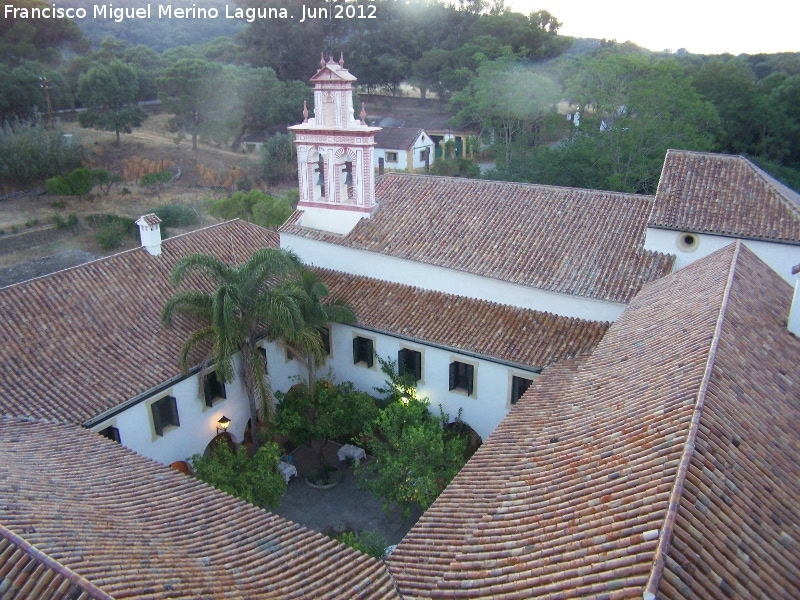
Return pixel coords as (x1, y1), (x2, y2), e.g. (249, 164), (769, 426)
(265, 323), (539, 442)
(644, 227), (800, 283)
(91, 355), (252, 466)
(282, 233), (625, 322)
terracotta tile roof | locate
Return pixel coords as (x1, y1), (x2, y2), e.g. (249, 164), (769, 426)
(0, 220), (279, 424)
(318, 269), (609, 369)
(650, 149), (800, 243)
(387, 242), (800, 598)
(0, 524), (109, 600)
(281, 175), (674, 303)
(0, 417), (400, 599)
(136, 213), (162, 226)
(654, 246), (800, 599)
(375, 128), (426, 150)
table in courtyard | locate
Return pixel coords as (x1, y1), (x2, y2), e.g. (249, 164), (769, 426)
(279, 461), (297, 484)
(337, 444), (366, 463)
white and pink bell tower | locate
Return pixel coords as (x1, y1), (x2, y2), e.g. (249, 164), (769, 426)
(288, 53), (381, 235)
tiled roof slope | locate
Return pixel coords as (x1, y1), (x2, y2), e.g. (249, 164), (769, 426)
(0, 220), (279, 424)
(387, 242), (800, 598)
(655, 246), (800, 599)
(0, 524), (109, 600)
(650, 149), (800, 243)
(0, 417), (400, 599)
(375, 127), (425, 150)
(281, 175), (674, 303)
(319, 269), (609, 369)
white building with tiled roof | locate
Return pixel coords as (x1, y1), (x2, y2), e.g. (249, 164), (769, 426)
(1, 57), (799, 599)
(387, 242), (800, 599)
(0, 219), (279, 465)
(281, 176), (674, 322)
(645, 149), (800, 280)
(373, 127), (435, 172)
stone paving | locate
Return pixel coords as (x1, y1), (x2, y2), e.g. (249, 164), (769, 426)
(271, 440), (422, 547)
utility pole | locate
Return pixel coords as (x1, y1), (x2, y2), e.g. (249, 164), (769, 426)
(39, 77), (55, 129)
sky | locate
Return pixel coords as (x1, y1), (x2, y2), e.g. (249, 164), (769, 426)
(508, 0), (800, 55)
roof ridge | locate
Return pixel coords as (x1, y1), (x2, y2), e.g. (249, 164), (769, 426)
(383, 172), (657, 201)
(0, 521), (113, 600)
(0, 219), (248, 291)
(742, 155), (800, 215)
(643, 240), (741, 599)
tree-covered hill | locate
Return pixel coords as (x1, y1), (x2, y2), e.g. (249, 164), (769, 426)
(57, 0), (246, 51)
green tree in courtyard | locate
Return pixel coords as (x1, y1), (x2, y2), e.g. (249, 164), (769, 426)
(161, 248), (305, 451)
(275, 380), (378, 477)
(355, 359), (468, 518)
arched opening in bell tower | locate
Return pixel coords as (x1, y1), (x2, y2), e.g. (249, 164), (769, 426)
(312, 152), (325, 201)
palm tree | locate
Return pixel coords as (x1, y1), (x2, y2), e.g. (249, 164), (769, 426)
(161, 248), (304, 451)
(280, 270), (356, 396)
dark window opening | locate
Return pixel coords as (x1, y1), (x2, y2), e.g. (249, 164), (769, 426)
(398, 348), (422, 382)
(258, 347), (268, 374)
(320, 326), (331, 355)
(99, 425), (121, 444)
(203, 371), (226, 407)
(151, 396), (179, 436)
(386, 151), (398, 163)
(449, 361), (474, 396)
(510, 376), (534, 405)
(353, 336), (374, 367)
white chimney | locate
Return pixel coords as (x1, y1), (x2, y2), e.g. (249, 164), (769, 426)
(788, 263), (800, 336)
(136, 214), (162, 256)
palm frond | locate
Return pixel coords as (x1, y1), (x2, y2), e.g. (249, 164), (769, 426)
(161, 291), (213, 325)
(170, 253), (236, 288)
(242, 248), (303, 289)
(322, 297), (357, 325)
(178, 326), (215, 372)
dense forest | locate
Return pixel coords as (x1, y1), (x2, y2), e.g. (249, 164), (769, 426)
(2, 0), (799, 192)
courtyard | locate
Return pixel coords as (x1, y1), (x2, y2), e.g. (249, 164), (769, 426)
(271, 440), (422, 547)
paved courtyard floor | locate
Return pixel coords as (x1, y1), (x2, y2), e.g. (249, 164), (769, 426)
(271, 440), (422, 546)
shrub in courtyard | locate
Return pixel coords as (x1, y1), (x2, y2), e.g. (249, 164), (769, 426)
(190, 441), (286, 508)
(88, 214), (136, 250)
(430, 157), (480, 178)
(260, 133), (296, 185)
(154, 203), (200, 230)
(355, 359), (468, 518)
(275, 381), (379, 477)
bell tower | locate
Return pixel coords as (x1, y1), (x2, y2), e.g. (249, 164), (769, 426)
(288, 53), (381, 235)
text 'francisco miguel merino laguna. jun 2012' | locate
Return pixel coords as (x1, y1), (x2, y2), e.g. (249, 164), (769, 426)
(4, 2), (378, 23)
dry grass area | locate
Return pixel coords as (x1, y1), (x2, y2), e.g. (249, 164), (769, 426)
(0, 114), (280, 272)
